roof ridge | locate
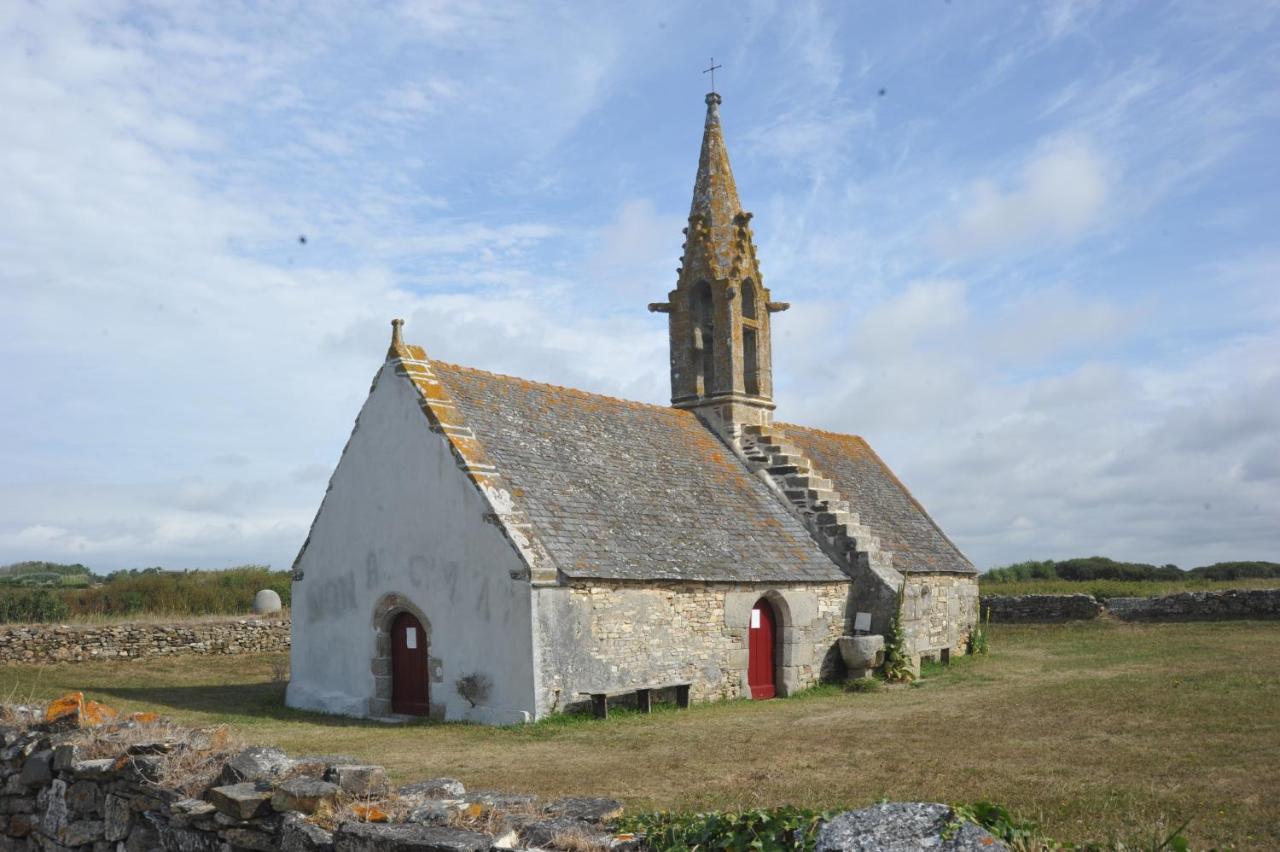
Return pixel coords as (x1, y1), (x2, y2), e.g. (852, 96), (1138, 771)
(774, 421), (868, 443)
(431, 360), (681, 416)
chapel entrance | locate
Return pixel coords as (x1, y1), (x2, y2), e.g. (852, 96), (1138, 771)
(747, 598), (777, 699)
(390, 611), (429, 715)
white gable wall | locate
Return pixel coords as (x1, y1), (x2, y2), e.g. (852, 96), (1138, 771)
(287, 363), (537, 724)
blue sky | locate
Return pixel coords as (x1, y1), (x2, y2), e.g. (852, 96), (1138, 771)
(2, 0), (1277, 572)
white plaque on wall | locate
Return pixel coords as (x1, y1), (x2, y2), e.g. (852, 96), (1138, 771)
(405, 627), (417, 649)
(854, 612), (872, 633)
(751, 609), (761, 628)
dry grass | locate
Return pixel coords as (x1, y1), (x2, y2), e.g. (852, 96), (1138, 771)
(1, 621), (1277, 848)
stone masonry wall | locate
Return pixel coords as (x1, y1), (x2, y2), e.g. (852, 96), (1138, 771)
(545, 581), (849, 707)
(980, 589), (1280, 623)
(0, 619), (290, 666)
(979, 594), (1103, 623)
(902, 574), (980, 659)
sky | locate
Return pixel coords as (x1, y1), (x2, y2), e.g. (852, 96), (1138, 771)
(2, 0), (1278, 574)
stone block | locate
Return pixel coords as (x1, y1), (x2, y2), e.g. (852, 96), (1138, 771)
(327, 765), (386, 797)
(280, 813), (335, 852)
(398, 778), (465, 800)
(65, 780), (101, 816)
(62, 819), (104, 846)
(206, 783), (273, 820)
(333, 821), (491, 852)
(18, 752), (52, 788)
(218, 747), (294, 785)
(50, 745), (77, 774)
(223, 827), (278, 851)
(272, 778), (339, 814)
(543, 797), (623, 823)
(103, 795), (131, 842)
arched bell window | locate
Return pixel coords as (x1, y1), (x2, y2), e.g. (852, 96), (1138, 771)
(742, 278), (758, 319)
(692, 281), (716, 394)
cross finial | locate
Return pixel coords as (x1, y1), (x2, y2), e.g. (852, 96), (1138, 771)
(702, 57), (723, 94)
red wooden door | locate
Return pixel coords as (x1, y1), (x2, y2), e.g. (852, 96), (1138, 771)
(748, 599), (777, 699)
(391, 612), (429, 715)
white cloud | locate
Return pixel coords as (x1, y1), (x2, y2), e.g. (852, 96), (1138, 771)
(933, 136), (1110, 258)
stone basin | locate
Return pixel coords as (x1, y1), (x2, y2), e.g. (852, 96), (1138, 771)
(838, 634), (885, 679)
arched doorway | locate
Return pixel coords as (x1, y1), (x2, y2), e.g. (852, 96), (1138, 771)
(748, 598), (777, 699)
(391, 611), (429, 715)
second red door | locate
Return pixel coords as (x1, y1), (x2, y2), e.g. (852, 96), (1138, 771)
(391, 612), (429, 715)
(748, 598), (777, 699)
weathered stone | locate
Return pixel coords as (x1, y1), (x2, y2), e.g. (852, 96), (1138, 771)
(464, 792), (536, 811)
(222, 827), (277, 851)
(113, 754), (162, 784)
(102, 795), (130, 842)
(219, 747), (294, 786)
(327, 766), (386, 797)
(271, 778), (339, 815)
(68, 760), (115, 781)
(815, 803), (1006, 852)
(405, 800), (456, 826)
(64, 780), (100, 817)
(170, 799), (217, 819)
(542, 797), (623, 824)
(206, 783), (273, 820)
(398, 778), (465, 800)
(0, 798), (34, 815)
(18, 752), (52, 788)
(49, 745), (77, 774)
(7, 812), (36, 838)
(518, 816), (608, 848)
(280, 813), (335, 852)
(333, 821), (491, 852)
(62, 819), (104, 846)
(38, 779), (67, 841)
(287, 756), (357, 780)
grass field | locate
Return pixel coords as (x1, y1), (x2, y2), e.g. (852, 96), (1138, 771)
(978, 576), (1280, 598)
(3, 620), (1278, 849)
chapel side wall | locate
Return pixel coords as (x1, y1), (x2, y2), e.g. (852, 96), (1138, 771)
(532, 581), (849, 715)
(287, 363), (536, 725)
(902, 573), (979, 659)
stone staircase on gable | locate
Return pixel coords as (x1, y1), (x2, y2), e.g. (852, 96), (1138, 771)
(739, 424), (896, 578)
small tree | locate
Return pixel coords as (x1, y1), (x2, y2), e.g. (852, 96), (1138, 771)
(882, 584), (915, 682)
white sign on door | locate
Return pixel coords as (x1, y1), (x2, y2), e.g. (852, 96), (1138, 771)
(751, 609), (761, 629)
(405, 627), (417, 649)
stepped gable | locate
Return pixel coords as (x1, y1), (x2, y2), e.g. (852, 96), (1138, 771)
(778, 424), (976, 575)
(430, 361), (847, 583)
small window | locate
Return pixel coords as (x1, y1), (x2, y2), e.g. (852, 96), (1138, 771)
(742, 279), (757, 319)
(692, 281), (716, 393)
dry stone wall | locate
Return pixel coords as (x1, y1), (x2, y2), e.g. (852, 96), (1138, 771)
(0, 619), (290, 666)
(980, 589), (1280, 623)
(979, 594), (1103, 623)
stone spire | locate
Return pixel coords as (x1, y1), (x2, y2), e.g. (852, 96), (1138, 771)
(688, 93), (744, 279)
(649, 92), (788, 437)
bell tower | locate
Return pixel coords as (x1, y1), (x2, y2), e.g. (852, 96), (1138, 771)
(649, 92), (789, 436)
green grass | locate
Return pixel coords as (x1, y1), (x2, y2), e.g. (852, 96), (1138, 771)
(979, 576), (1280, 598)
(3, 620), (1278, 848)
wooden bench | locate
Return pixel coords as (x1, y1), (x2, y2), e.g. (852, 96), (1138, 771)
(578, 683), (691, 719)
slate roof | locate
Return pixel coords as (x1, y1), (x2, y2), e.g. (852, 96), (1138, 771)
(432, 363), (847, 583)
(780, 425), (976, 575)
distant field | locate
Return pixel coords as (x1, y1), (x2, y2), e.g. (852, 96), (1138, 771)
(979, 576), (1280, 598)
(3, 620), (1278, 848)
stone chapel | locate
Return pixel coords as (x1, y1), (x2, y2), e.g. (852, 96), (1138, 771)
(287, 92), (979, 724)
